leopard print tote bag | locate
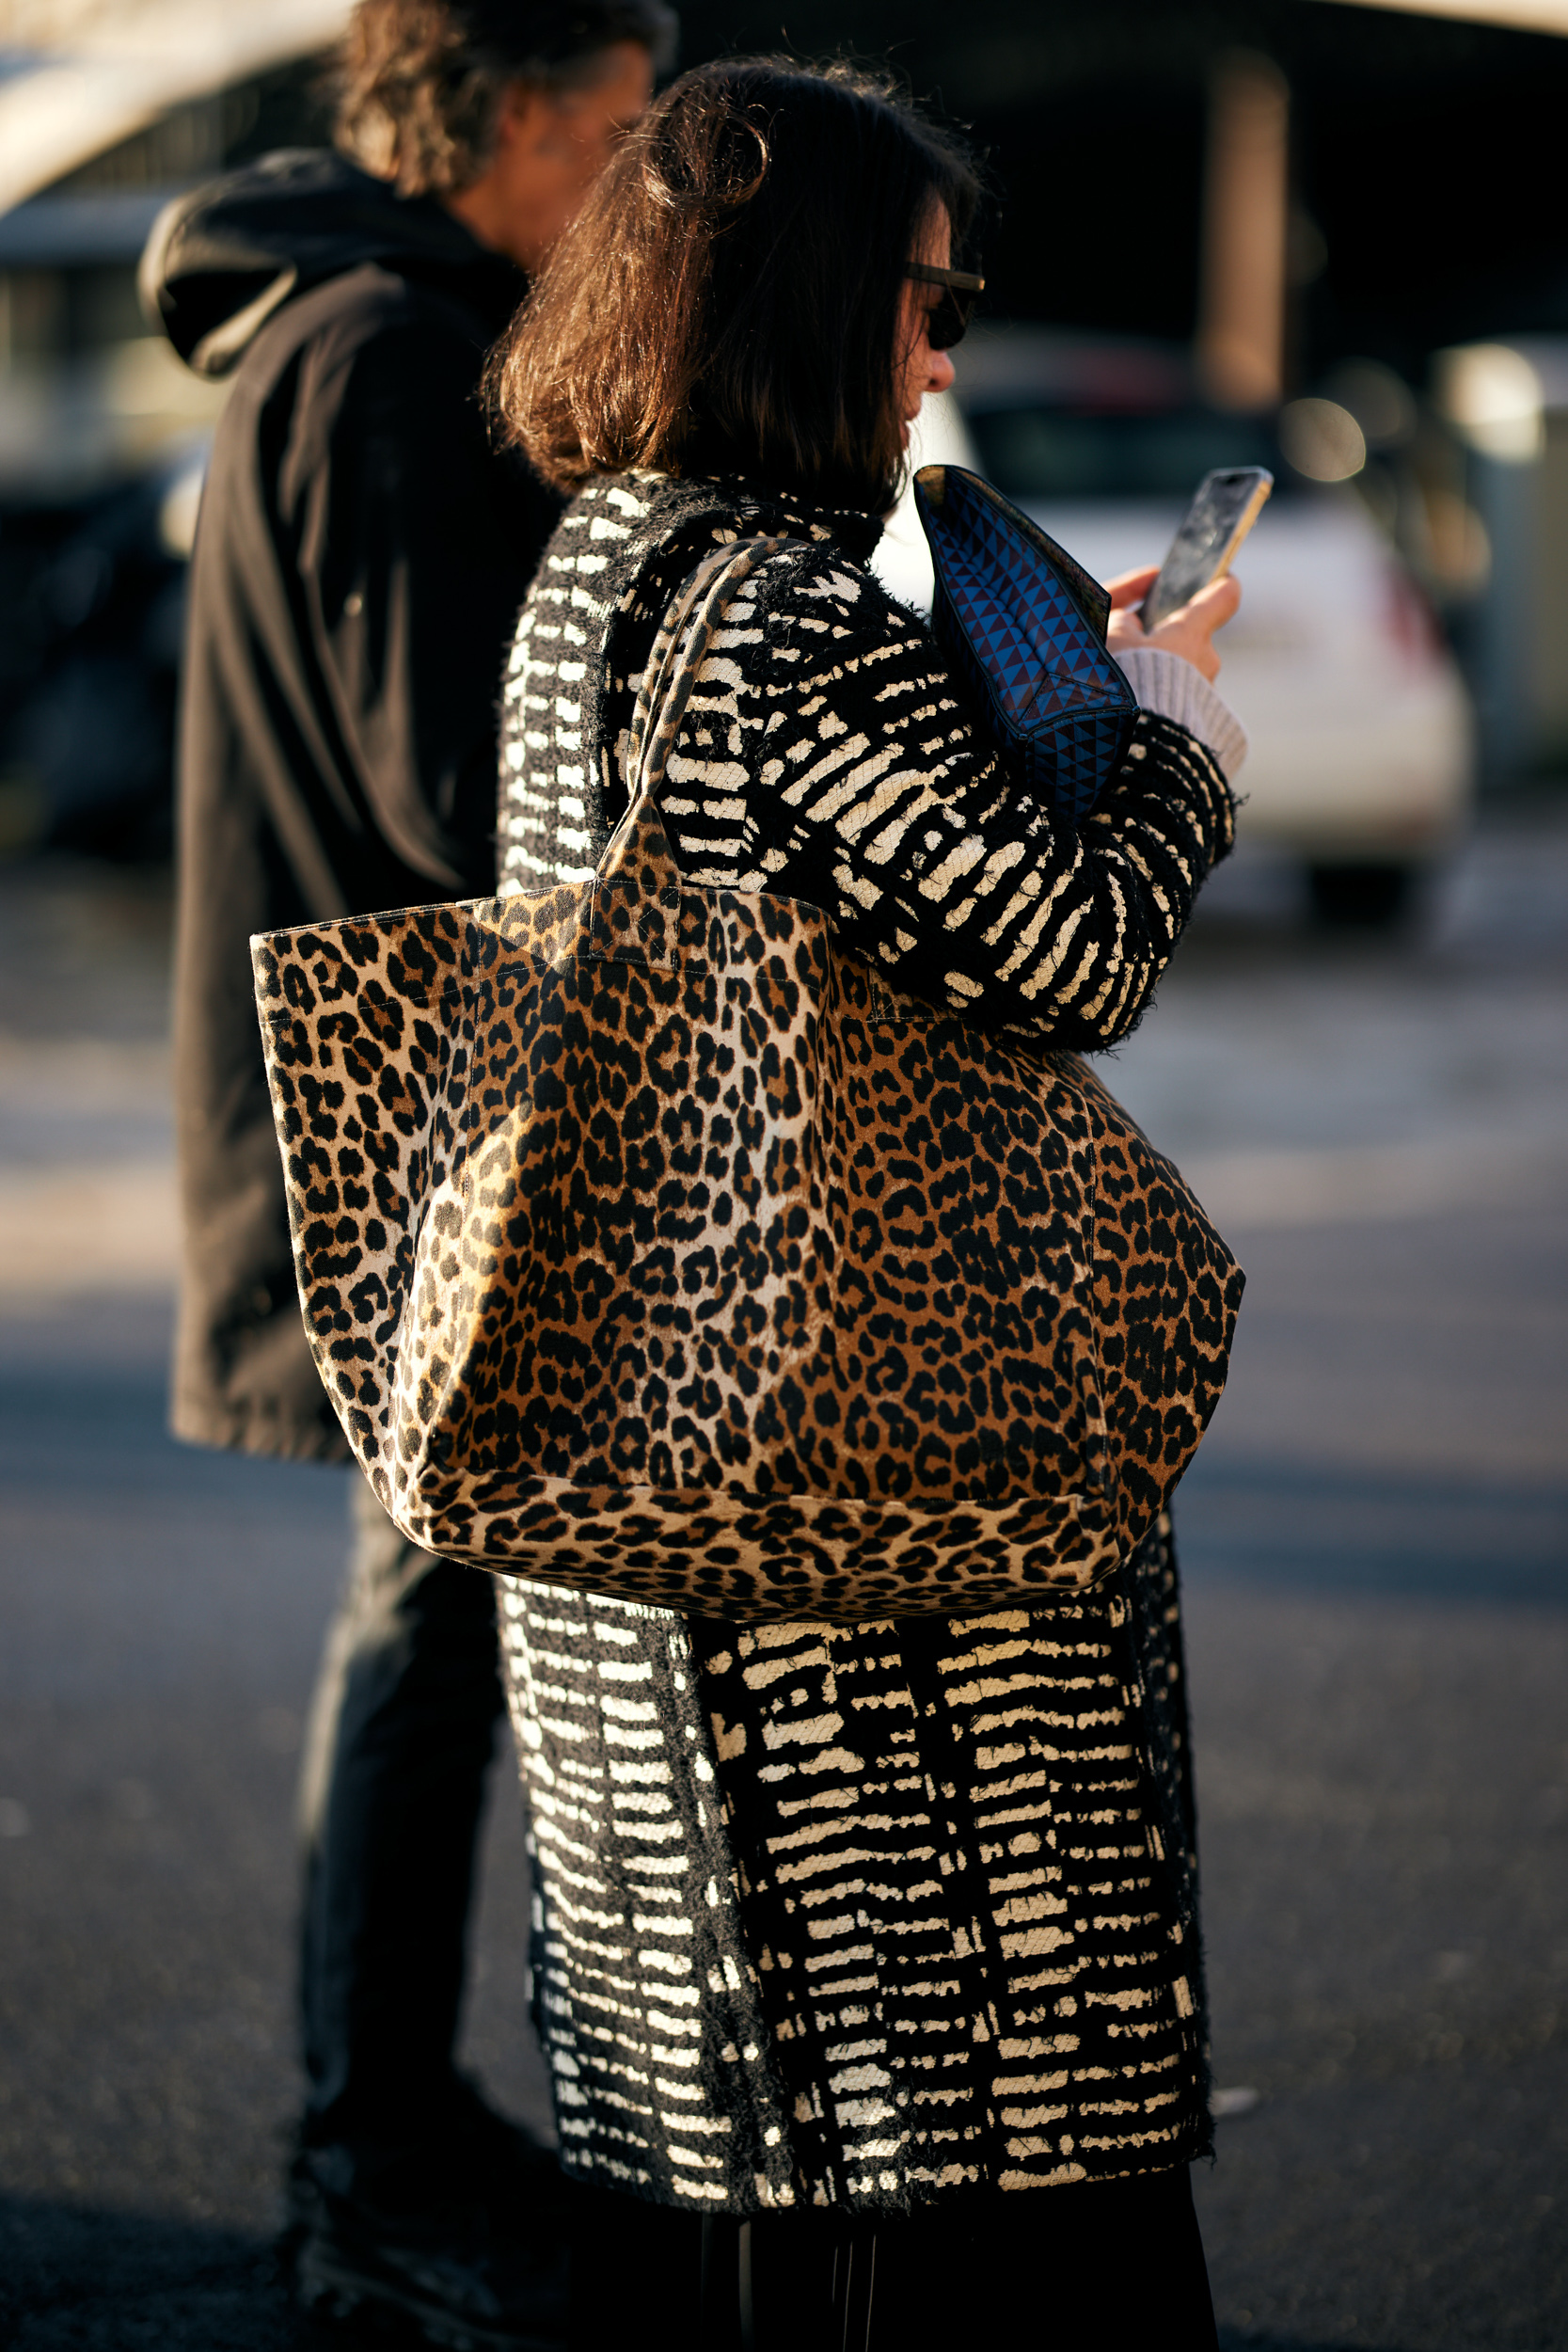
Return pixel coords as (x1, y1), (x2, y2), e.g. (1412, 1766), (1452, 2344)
(251, 538), (1243, 1622)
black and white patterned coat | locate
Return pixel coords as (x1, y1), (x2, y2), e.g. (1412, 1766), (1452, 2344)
(492, 473), (1240, 2216)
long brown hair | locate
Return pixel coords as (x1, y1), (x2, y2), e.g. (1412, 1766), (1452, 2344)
(489, 58), (980, 514)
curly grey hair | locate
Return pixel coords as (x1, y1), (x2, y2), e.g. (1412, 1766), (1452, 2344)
(334, 0), (678, 195)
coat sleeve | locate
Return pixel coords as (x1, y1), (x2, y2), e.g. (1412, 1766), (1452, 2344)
(664, 546), (1238, 1050)
(285, 312), (561, 898)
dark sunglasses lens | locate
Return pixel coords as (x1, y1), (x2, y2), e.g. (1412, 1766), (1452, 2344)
(927, 289), (973, 351)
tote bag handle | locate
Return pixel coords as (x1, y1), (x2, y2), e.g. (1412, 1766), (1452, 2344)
(589, 536), (791, 969)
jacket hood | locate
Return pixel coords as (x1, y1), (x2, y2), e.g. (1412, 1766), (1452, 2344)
(140, 150), (524, 380)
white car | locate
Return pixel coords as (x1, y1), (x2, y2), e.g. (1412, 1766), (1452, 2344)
(875, 327), (1474, 923)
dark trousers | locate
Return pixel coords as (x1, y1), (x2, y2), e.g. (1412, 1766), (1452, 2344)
(297, 1481), (505, 2149)
(571, 2167), (1219, 2351)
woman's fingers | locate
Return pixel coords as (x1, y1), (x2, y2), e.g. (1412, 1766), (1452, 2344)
(1105, 571), (1162, 657)
(1107, 569), (1243, 679)
(1185, 572), (1243, 629)
(1138, 573), (1243, 682)
(1105, 565), (1160, 609)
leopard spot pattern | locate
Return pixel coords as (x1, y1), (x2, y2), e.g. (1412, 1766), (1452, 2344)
(253, 797), (1243, 1621)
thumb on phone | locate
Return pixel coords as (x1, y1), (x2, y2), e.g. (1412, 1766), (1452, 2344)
(1118, 572), (1241, 683)
(1104, 566), (1160, 610)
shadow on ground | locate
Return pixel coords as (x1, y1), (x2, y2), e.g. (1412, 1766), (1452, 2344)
(4, 831), (1567, 2349)
(1218, 2341), (1402, 2352)
(0, 2198), (325, 2351)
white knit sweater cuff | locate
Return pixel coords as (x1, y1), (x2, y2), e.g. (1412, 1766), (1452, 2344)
(1113, 646), (1248, 782)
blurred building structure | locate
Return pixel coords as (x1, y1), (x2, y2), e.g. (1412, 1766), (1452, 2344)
(0, 0), (348, 215)
(1436, 338), (1568, 778)
(1196, 51), (1291, 413)
(0, 3), (346, 502)
(1, 0), (1566, 859)
(0, 5), (342, 852)
(0, 195), (221, 498)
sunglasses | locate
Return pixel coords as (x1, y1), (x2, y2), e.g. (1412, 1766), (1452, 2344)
(907, 262), (986, 352)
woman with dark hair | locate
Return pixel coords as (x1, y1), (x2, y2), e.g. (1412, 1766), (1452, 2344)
(490, 56), (1244, 2352)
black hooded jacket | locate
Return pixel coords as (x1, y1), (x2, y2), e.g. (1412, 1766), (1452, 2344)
(147, 151), (560, 1458)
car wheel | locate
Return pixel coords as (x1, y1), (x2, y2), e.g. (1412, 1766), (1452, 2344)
(1306, 862), (1415, 929)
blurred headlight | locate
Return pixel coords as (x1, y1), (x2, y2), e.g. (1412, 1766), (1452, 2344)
(1433, 344), (1544, 464)
(1279, 397), (1367, 483)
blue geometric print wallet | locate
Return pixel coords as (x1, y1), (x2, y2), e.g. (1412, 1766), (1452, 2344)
(913, 464), (1137, 825)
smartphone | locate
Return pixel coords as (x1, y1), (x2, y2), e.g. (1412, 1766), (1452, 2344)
(1139, 467), (1273, 633)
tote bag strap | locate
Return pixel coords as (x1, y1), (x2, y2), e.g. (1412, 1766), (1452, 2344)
(592, 535), (792, 951)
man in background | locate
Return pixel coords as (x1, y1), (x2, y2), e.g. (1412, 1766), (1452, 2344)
(142, 0), (672, 2337)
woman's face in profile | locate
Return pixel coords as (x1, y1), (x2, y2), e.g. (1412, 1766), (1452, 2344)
(898, 207), (958, 445)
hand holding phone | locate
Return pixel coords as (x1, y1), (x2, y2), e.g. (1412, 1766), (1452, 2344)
(1140, 467), (1273, 633)
(1105, 565), (1238, 683)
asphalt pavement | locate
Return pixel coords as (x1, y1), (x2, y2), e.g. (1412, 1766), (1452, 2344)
(1, 816), (1564, 2350)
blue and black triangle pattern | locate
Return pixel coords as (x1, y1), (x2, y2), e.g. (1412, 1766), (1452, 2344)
(913, 465), (1137, 825)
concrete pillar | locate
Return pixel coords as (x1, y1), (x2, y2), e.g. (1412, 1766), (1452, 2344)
(1196, 52), (1290, 414)
(1434, 343), (1546, 782)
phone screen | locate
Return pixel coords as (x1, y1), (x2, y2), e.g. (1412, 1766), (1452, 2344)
(1140, 467), (1273, 633)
